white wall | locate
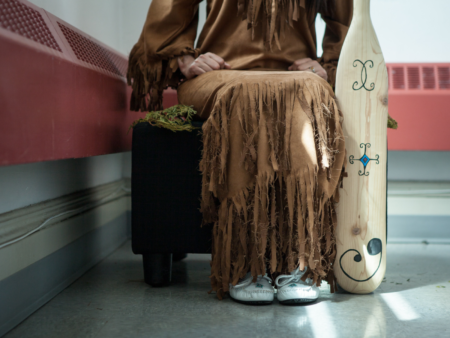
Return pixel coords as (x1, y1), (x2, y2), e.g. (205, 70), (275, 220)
(30, 0), (450, 63)
(316, 0), (450, 62)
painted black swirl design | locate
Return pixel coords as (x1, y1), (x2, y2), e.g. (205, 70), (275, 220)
(339, 238), (382, 282)
(352, 60), (375, 91)
(349, 155), (355, 164)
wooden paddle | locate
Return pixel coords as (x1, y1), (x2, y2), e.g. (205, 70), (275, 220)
(334, 0), (388, 293)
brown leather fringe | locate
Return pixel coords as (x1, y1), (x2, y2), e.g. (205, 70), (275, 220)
(200, 76), (345, 299)
(237, 0), (306, 50)
(126, 46), (200, 112)
(319, 60), (338, 89)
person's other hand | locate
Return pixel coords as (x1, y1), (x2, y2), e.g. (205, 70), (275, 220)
(178, 52), (231, 80)
(288, 58), (327, 81)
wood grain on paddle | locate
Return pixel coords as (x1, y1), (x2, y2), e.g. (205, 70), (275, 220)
(334, 0), (388, 294)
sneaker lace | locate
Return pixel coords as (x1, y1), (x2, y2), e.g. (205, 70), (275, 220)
(233, 273), (272, 289)
(275, 268), (309, 288)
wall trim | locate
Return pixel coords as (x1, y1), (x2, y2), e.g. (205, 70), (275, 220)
(0, 179), (130, 281)
(0, 179), (129, 248)
(387, 180), (450, 216)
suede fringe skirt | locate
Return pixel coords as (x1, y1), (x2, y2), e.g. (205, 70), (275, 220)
(177, 69), (346, 300)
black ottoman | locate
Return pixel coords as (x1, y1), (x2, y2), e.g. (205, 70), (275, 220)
(131, 122), (212, 286)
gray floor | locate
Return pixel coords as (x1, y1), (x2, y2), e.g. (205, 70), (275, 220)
(5, 241), (450, 338)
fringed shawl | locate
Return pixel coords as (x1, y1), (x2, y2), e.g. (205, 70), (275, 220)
(237, 0), (307, 50)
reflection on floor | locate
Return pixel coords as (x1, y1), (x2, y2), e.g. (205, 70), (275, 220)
(5, 241), (450, 338)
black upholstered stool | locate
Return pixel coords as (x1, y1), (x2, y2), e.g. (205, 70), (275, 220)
(131, 122), (212, 286)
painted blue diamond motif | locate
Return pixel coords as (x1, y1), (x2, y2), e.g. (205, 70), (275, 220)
(349, 143), (380, 176)
(360, 154), (370, 167)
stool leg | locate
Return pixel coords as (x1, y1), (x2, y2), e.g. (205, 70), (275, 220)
(173, 253), (187, 262)
(142, 253), (172, 286)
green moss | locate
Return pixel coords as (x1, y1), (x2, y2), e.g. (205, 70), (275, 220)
(388, 114), (398, 129)
(130, 105), (201, 133)
(130, 103), (398, 133)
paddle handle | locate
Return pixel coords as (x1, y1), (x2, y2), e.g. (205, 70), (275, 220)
(353, 0), (371, 19)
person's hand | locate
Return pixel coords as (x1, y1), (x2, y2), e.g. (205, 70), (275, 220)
(288, 58), (327, 81)
(178, 52), (231, 80)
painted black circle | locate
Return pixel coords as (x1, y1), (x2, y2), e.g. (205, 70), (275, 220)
(367, 238), (382, 255)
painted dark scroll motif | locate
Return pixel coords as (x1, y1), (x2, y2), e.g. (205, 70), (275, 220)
(339, 238), (382, 282)
(349, 143), (379, 176)
(352, 59), (375, 91)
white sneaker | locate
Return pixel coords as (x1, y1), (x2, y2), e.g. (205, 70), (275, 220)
(275, 267), (320, 304)
(229, 272), (274, 305)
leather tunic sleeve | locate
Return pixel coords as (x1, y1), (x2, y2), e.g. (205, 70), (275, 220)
(127, 0), (202, 112)
(318, 0), (353, 89)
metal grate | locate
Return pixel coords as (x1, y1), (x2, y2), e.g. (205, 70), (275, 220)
(57, 22), (127, 77)
(0, 0), (61, 51)
(387, 64), (450, 91)
(422, 67), (435, 89)
(438, 67), (450, 90)
(407, 67), (420, 89)
(392, 67), (405, 90)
